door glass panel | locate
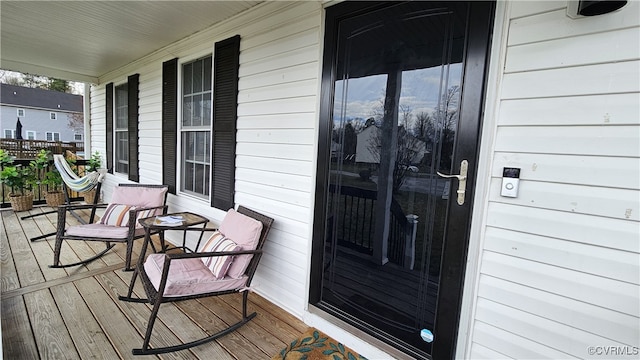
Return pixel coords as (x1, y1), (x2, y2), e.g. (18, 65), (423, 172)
(321, 2), (466, 355)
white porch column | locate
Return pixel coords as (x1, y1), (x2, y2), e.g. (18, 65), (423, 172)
(82, 83), (91, 156)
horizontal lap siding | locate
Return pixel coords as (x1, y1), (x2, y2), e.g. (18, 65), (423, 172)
(470, 1), (640, 358)
(89, 2), (322, 318)
(235, 4), (320, 312)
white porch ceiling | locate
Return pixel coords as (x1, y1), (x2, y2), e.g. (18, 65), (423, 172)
(0, 1), (261, 84)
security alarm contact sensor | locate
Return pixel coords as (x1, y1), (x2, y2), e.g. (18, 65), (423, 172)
(501, 167), (520, 198)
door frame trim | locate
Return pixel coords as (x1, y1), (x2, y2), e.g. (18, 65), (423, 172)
(455, 1), (509, 358)
(309, 1), (498, 359)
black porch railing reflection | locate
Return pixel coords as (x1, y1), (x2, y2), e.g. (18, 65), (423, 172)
(328, 184), (418, 268)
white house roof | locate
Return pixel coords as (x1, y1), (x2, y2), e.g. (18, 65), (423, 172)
(0, 1), (261, 84)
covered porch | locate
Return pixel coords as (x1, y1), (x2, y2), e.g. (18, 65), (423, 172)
(1, 206), (307, 359)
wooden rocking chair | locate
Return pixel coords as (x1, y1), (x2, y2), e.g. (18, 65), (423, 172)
(118, 206), (274, 355)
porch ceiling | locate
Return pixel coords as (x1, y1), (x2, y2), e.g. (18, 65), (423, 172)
(0, 1), (261, 84)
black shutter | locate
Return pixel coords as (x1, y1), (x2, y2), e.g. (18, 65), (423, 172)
(127, 74), (140, 182)
(162, 58), (178, 194)
(211, 35), (240, 209)
(105, 83), (114, 173)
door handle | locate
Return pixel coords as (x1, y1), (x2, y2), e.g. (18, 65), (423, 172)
(437, 159), (468, 205)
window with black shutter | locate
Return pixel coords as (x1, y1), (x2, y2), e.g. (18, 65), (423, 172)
(211, 35), (240, 210)
(162, 58), (178, 194)
(174, 35), (239, 208)
(106, 75), (139, 179)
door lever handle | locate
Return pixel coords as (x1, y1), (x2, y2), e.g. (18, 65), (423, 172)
(437, 159), (468, 205)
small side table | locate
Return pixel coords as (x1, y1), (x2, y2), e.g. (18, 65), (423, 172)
(138, 212), (209, 254)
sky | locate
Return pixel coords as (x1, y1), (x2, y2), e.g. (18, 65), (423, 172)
(333, 63), (462, 126)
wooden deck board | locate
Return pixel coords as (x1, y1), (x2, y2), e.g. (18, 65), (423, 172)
(175, 298), (267, 359)
(201, 295), (287, 356)
(24, 288), (80, 359)
(0, 214), (20, 292)
(111, 270), (236, 360)
(1, 206), (307, 360)
(74, 276), (158, 360)
(50, 282), (121, 359)
(1, 295), (39, 358)
(3, 211), (46, 287)
(94, 271), (196, 360)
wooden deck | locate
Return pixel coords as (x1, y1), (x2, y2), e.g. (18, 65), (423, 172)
(1, 206), (308, 359)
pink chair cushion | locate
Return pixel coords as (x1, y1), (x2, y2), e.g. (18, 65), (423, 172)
(66, 223), (146, 239)
(218, 208), (263, 278)
(110, 186), (167, 209)
(199, 231), (241, 279)
(144, 254), (248, 297)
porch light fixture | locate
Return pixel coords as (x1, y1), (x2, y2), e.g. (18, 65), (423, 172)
(567, 0), (628, 18)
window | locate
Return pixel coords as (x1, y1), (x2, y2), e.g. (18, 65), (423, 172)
(114, 84), (129, 174)
(74, 133), (83, 141)
(4, 129), (14, 138)
(164, 35), (239, 206)
(17, 109), (25, 117)
(50, 112), (57, 120)
(46, 132), (60, 141)
(180, 56), (212, 197)
(26, 131), (36, 140)
(106, 74), (139, 181)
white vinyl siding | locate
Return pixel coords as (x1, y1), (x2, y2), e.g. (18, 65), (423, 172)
(467, 1), (640, 358)
(234, 4), (321, 314)
(83, 2), (639, 359)
(89, 1), (322, 319)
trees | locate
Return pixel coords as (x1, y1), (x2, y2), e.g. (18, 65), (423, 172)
(67, 112), (84, 133)
(433, 85), (460, 171)
(47, 78), (71, 92)
(0, 70), (72, 93)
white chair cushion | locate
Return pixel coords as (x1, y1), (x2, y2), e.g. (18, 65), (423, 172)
(144, 254), (248, 297)
(98, 203), (154, 228)
(199, 231), (241, 279)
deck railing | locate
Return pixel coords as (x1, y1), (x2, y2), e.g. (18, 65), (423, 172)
(0, 138), (84, 159)
(328, 184), (418, 268)
(0, 158), (90, 208)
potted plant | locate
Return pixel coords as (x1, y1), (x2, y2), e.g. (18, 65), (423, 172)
(30, 150), (65, 207)
(81, 151), (102, 203)
(0, 149), (36, 211)
(86, 151), (102, 172)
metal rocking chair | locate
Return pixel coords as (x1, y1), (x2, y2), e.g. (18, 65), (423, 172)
(118, 206), (274, 355)
(50, 183), (169, 271)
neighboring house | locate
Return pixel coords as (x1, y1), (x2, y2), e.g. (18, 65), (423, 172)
(1, 1), (638, 359)
(0, 83), (83, 143)
(355, 124), (428, 165)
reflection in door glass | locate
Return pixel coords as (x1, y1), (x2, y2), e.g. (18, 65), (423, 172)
(320, 2), (466, 355)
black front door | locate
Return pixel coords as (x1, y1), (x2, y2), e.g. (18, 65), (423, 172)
(310, 2), (494, 358)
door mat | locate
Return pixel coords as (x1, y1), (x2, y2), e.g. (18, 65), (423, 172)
(273, 327), (368, 360)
